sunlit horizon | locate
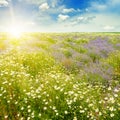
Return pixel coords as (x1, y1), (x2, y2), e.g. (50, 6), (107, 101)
(6, 23), (24, 38)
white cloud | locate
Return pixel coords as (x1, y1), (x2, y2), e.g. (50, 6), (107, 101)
(110, 0), (120, 5)
(96, 4), (107, 10)
(76, 16), (95, 24)
(39, 2), (49, 11)
(77, 16), (84, 21)
(85, 8), (89, 12)
(22, 0), (46, 5)
(61, 15), (96, 28)
(62, 8), (75, 13)
(50, 0), (59, 7)
(0, 0), (9, 7)
(103, 25), (115, 31)
(89, 2), (107, 11)
(21, 0), (61, 7)
(89, 0), (120, 13)
(58, 14), (69, 21)
(62, 8), (81, 13)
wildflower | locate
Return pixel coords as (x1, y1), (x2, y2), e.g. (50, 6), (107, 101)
(15, 101), (18, 104)
(99, 100), (102, 104)
(64, 111), (68, 114)
(110, 97), (115, 103)
(2, 81), (8, 84)
(88, 103), (93, 107)
(110, 97), (114, 101)
(43, 99), (46, 102)
(38, 113), (41, 117)
(20, 117), (24, 120)
(87, 115), (90, 118)
(86, 99), (90, 103)
(104, 97), (108, 101)
(1, 87), (3, 90)
(109, 107), (114, 111)
(67, 100), (72, 105)
(9, 83), (12, 86)
(114, 94), (118, 97)
(43, 107), (47, 110)
(56, 113), (59, 116)
(27, 117), (30, 120)
(108, 87), (112, 91)
(38, 95), (41, 98)
(56, 96), (59, 99)
(45, 102), (48, 105)
(36, 79), (39, 83)
(28, 109), (31, 113)
(69, 91), (74, 95)
(4, 115), (8, 119)
(118, 103), (120, 106)
(60, 88), (64, 92)
(64, 92), (67, 95)
(54, 110), (58, 113)
(95, 108), (99, 112)
(110, 113), (114, 117)
(73, 116), (77, 120)
(43, 91), (47, 95)
(99, 112), (102, 116)
(114, 88), (119, 92)
(53, 106), (56, 110)
(80, 95), (84, 99)
(28, 105), (31, 108)
(80, 110), (85, 113)
(3, 90), (6, 93)
(73, 97), (77, 102)
(79, 106), (83, 109)
(21, 107), (24, 110)
(74, 93), (78, 97)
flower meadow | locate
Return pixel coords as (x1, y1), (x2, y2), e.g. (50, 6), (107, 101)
(0, 33), (120, 120)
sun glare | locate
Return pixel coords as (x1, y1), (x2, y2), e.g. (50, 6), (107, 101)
(7, 24), (24, 38)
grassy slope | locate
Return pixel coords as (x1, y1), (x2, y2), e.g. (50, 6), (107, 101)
(0, 32), (120, 120)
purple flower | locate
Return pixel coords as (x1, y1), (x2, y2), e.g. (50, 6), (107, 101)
(84, 38), (114, 58)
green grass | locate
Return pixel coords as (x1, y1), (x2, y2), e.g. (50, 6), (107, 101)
(0, 32), (120, 120)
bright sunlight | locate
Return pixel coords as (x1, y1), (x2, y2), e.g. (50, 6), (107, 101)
(7, 23), (24, 38)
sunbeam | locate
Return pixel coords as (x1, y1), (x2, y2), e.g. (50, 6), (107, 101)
(7, 23), (23, 38)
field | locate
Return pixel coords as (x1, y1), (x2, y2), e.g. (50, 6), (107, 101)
(0, 32), (120, 120)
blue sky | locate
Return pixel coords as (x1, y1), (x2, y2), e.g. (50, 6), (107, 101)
(0, 0), (120, 32)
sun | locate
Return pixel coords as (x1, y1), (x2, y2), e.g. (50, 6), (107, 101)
(7, 23), (24, 38)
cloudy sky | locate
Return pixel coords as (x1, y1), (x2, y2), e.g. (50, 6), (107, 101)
(0, 0), (120, 32)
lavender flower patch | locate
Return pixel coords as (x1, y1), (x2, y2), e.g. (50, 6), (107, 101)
(84, 62), (113, 86)
(84, 38), (115, 62)
(115, 43), (120, 50)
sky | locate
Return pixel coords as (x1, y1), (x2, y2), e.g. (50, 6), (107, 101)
(0, 0), (120, 32)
